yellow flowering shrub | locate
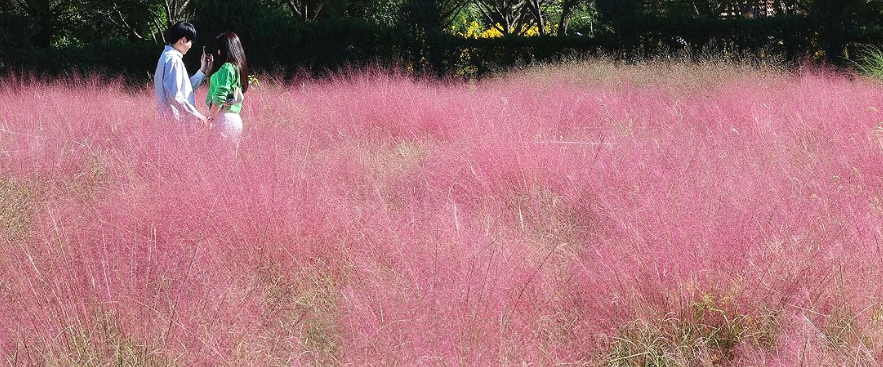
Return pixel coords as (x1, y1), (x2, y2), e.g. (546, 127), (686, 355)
(452, 20), (557, 38)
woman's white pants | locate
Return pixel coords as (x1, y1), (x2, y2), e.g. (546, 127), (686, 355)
(212, 111), (243, 149)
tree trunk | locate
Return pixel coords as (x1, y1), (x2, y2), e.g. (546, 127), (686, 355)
(526, 0), (545, 35)
(557, 0), (578, 36)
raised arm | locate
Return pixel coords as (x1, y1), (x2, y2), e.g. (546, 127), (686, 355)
(191, 52), (211, 88)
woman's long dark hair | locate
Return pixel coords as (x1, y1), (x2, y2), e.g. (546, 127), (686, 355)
(209, 31), (248, 93)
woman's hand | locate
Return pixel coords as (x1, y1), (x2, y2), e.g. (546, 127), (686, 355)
(205, 105), (219, 129)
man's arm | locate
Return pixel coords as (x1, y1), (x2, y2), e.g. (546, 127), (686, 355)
(164, 59), (206, 121)
(190, 53), (211, 88)
(190, 70), (206, 89)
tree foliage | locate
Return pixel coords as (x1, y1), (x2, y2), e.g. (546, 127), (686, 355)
(3, 0), (883, 80)
(4, 0), (80, 46)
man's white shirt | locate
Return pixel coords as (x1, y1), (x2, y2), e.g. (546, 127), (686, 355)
(154, 45), (206, 122)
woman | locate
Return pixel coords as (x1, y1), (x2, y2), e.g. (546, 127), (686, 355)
(206, 31), (248, 149)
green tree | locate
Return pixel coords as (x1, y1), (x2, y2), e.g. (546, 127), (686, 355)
(474, 0), (531, 35)
(73, 0), (159, 42)
(596, 0), (640, 48)
(806, 0), (883, 61)
(555, 0), (591, 35)
(265, 0), (335, 21)
(346, 0), (407, 25)
(3, 0), (80, 46)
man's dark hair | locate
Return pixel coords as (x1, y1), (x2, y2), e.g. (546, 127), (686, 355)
(166, 22), (197, 44)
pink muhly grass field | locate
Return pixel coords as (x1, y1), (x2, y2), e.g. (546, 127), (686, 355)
(2, 61), (883, 365)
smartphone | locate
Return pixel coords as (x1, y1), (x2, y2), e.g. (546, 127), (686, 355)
(202, 46), (206, 55)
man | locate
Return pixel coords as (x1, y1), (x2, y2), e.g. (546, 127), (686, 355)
(154, 22), (212, 125)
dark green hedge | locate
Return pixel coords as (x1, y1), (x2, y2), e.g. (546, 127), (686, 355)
(4, 12), (883, 83)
